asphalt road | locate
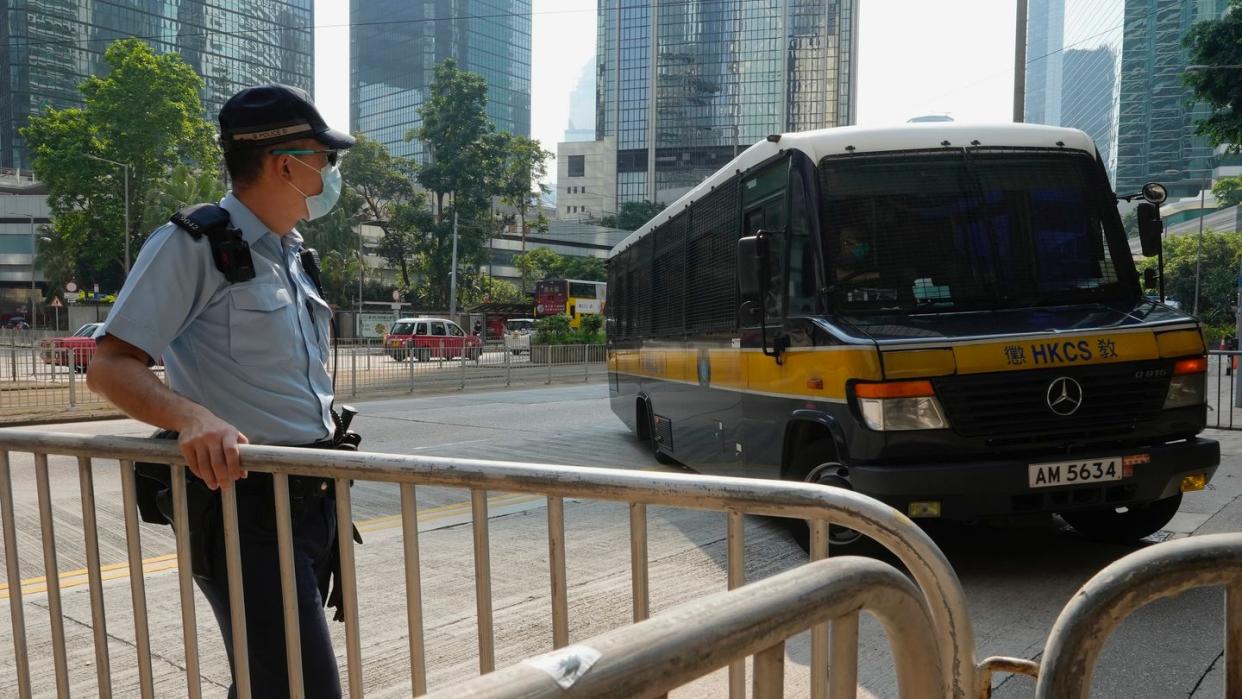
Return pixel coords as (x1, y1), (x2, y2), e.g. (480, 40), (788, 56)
(1, 383), (1240, 697)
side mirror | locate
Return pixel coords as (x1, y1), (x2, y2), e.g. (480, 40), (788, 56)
(1137, 203), (1163, 257)
(1143, 267), (1158, 290)
(1141, 182), (1168, 206)
(737, 233), (769, 306)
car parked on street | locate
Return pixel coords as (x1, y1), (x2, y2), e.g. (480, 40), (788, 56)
(384, 317), (483, 362)
(39, 322), (102, 371)
(503, 318), (536, 355)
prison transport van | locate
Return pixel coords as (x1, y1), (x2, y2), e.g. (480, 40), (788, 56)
(606, 123), (1219, 544)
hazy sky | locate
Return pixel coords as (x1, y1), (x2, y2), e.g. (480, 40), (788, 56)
(313, 0), (1021, 179)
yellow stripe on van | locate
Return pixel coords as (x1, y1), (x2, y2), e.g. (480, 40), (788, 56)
(953, 332), (1158, 374)
(882, 348), (956, 379)
(1155, 329), (1205, 358)
(611, 345), (880, 400)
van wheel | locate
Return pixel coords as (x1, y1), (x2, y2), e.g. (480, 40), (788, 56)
(415, 348), (430, 362)
(1060, 493), (1183, 544)
(787, 439), (863, 551)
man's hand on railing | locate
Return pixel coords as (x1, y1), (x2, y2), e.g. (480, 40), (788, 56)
(176, 410), (249, 490)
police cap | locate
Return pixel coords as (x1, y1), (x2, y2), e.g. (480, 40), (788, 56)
(218, 84), (355, 153)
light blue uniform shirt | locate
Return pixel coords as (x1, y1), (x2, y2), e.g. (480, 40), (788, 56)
(98, 193), (335, 446)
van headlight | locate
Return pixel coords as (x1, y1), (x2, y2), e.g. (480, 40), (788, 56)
(854, 380), (950, 431)
(1164, 356), (1207, 409)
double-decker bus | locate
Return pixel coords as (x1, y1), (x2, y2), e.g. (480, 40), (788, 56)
(535, 278), (607, 329)
(606, 123), (1219, 545)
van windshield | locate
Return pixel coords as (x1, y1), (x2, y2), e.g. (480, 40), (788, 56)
(821, 150), (1136, 314)
(390, 322), (414, 335)
(506, 320), (533, 332)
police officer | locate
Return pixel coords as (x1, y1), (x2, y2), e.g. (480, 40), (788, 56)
(86, 84), (354, 697)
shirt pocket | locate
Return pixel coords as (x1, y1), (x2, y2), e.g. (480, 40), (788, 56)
(228, 284), (295, 365)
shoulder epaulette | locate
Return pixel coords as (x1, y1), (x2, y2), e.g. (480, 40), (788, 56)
(169, 204), (256, 283)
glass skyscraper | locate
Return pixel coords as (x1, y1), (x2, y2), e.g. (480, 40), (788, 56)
(597, 0), (858, 204)
(350, 0), (532, 161)
(1025, 0), (1228, 197)
(0, 0), (314, 171)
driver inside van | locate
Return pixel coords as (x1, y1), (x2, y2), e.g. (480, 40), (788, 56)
(835, 225), (880, 284)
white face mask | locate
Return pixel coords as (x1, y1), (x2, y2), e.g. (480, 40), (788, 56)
(287, 156), (343, 221)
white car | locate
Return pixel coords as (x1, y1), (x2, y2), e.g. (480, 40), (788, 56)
(504, 318), (536, 354)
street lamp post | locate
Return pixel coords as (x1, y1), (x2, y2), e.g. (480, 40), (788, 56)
(85, 154), (131, 276)
(4, 210), (37, 327)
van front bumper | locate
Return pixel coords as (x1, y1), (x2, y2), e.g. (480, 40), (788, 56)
(848, 437), (1219, 519)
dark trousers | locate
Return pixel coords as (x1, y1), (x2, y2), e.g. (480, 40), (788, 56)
(193, 488), (342, 698)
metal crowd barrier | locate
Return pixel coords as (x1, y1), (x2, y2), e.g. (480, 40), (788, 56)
(1036, 533), (1242, 698)
(0, 344), (604, 415)
(0, 430), (985, 698)
(434, 556), (942, 699)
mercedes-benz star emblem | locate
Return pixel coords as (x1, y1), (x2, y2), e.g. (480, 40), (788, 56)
(1046, 377), (1084, 416)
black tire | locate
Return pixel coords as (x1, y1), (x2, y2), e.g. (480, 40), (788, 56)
(415, 348), (431, 362)
(787, 439), (864, 551)
(1060, 493), (1183, 544)
(511, 349), (521, 356)
(389, 350), (408, 362)
(467, 348), (482, 362)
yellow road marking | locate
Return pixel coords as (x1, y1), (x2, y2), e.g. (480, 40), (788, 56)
(1, 491), (544, 600)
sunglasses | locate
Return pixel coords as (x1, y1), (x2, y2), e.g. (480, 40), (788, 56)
(270, 148), (340, 167)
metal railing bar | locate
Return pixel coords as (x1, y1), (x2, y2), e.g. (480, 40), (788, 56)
(629, 502), (649, 623)
(0, 432), (974, 697)
(219, 486), (251, 699)
(34, 453), (69, 697)
(727, 509), (745, 699)
(753, 640), (786, 698)
(77, 456), (113, 698)
(0, 451), (32, 698)
(810, 520), (830, 699)
(1035, 534), (1242, 698)
(119, 460), (156, 699)
(471, 488), (496, 674)
(547, 495), (569, 649)
(828, 611), (860, 699)
(399, 483), (427, 696)
(1227, 582), (1242, 696)
(169, 465), (200, 699)
(335, 478), (364, 698)
(272, 474), (305, 698)
(429, 556), (942, 699)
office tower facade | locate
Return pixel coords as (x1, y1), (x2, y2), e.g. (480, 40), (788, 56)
(596, 0), (859, 205)
(1025, 0), (1229, 197)
(0, 0), (314, 170)
(351, 0), (532, 161)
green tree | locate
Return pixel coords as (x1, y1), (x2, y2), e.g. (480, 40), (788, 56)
(410, 58), (494, 223)
(599, 200), (664, 230)
(1121, 208), (1139, 239)
(337, 135), (427, 289)
(495, 133), (554, 252)
(139, 163), (227, 234)
(1184, 4), (1242, 149)
(1138, 231), (1242, 328)
(408, 59), (509, 307)
(1214, 175), (1242, 208)
(23, 39), (219, 291)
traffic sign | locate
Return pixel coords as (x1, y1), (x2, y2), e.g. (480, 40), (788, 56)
(49, 297), (63, 309)
(392, 290), (401, 302)
(65, 281), (78, 293)
(390, 302), (402, 310)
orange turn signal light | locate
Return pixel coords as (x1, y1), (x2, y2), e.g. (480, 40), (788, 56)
(1173, 356), (1208, 375)
(854, 380), (935, 399)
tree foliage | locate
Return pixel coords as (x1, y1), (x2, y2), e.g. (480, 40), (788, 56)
(1214, 175), (1242, 208)
(495, 132), (554, 251)
(23, 39), (219, 291)
(513, 247), (607, 290)
(1138, 231), (1242, 329)
(1184, 3), (1242, 149)
(599, 200), (665, 230)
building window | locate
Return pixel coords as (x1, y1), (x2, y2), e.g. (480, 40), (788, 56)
(568, 155), (586, 177)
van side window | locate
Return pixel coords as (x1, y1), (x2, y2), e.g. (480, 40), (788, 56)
(787, 167), (819, 315)
(415, 323), (428, 336)
(431, 322), (447, 336)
